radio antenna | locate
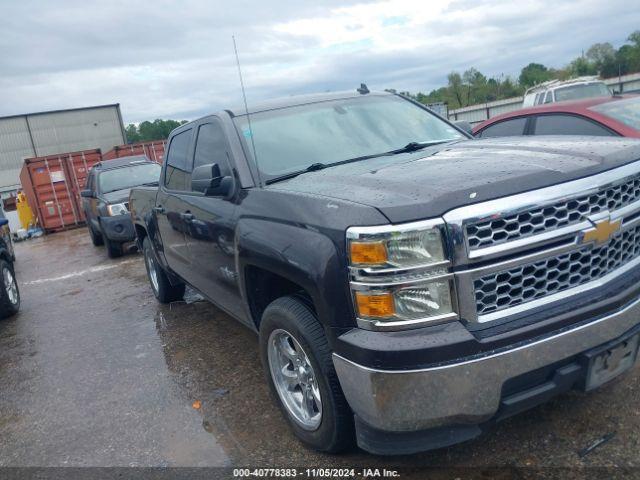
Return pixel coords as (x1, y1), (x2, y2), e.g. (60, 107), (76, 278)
(232, 35), (263, 187)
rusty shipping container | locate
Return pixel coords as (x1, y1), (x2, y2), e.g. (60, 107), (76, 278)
(62, 149), (102, 222)
(19, 149), (101, 232)
(102, 140), (166, 164)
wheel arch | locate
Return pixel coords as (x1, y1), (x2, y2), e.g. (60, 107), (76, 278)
(236, 218), (354, 338)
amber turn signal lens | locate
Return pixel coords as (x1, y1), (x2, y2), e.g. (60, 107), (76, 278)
(350, 241), (387, 265)
(355, 292), (395, 318)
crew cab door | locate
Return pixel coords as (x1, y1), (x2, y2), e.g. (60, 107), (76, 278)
(180, 118), (245, 320)
(155, 127), (194, 280)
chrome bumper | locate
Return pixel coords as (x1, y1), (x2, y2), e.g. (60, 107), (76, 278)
(333, 295), (640, 433)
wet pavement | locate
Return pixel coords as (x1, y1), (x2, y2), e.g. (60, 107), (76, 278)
(1, 228), (640, 470)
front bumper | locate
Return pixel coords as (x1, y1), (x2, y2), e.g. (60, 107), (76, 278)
(333, 292), (640, 452)
(100, 215), (136, 242)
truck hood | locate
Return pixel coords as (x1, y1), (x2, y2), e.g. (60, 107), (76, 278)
(268, 136), (640, 223)
(101, 188), (132, 204)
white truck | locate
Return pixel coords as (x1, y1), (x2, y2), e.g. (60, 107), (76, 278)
(523, 76), (611, 107)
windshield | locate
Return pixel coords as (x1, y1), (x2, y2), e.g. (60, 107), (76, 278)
(554, 83), (610, 102)
(98, 163), (161, 193)
(590, 96), (640, 131)
(233, 95), (465, 180)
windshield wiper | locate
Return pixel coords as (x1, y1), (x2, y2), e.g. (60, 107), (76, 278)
(387, 139), (454, 155)
(265, 139), (456, 185)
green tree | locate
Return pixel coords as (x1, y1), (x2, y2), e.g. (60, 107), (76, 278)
(567, 56), (597, 76)
(125, 124), (141, 143)
(586, 42), (617, 77)
(616, 31), (640, 75)
(447, 72), (465, 107)
(519, 63), (553, 88)
(462, 68), (489, 105)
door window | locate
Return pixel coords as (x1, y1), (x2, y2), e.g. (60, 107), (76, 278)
(164, 129), (193, 191)
(477, 117), (527, 138)
(534, 115), (614, 136)
(191, 121), (231, 189)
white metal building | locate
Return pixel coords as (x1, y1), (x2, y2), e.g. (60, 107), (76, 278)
(0, 104), (126, 193)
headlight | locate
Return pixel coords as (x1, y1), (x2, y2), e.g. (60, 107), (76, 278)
(347, 219), (457, 331)
(348, 223), (446, 268)
(107, 203), (128, 216)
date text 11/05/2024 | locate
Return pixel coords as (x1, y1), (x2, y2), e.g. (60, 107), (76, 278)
(232, 468), (400, 478)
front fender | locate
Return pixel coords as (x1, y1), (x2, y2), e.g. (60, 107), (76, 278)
(236, 218), (355, 336)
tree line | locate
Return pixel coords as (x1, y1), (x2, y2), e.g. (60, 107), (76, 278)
(124, 119), (188, 143)
(402, 30), (640, 110)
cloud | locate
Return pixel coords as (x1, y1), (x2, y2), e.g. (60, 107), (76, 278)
(0, 0), (638, 123)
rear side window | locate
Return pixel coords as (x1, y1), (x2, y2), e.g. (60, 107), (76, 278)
(477, 117), (527, 138)
(534, 114), (614, 136)
(193, 120), (231, 179)
(590, 96), (640, 131)
(164, 129), (193, 190)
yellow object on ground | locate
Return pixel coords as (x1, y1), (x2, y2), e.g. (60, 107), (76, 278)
(16, 191), (36, 230)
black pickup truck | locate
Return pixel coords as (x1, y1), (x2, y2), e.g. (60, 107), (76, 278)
(130, 89), (640, 455)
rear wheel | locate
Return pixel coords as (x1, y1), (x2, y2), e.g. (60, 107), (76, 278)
(143, 237), (185, 303)
(260, 296), (355, 453)
(0, 260), (20, 319)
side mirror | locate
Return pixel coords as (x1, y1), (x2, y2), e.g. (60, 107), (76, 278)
(454, 121), (473, 136)
(80, 189), (94, 198)
(191, 163), (234, 198)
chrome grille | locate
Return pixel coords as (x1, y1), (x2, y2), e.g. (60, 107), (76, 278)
(474, 223), (640, 315)
(466, 174), (640, 250)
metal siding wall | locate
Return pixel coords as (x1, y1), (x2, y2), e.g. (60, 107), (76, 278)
(0, 117), (36, 190)
(28, 106), (124, 156)
(0, 105), (125, 191)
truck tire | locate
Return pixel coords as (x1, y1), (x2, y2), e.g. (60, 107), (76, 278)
(0, 259), (20, 319)
(88, 223), (104, 246)
(104, 237), (123, 258)
(143, 237), (185, 303)
(259, 296), (355, 453)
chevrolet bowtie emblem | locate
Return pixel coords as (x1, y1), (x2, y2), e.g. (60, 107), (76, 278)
(581, 217), (621, 246)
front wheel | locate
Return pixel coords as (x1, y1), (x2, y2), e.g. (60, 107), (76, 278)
(0, 260), (20, 319)
(259, 296), (355, 453)
(104, 236), (123, 258)
(88, 223), (103, 246)
(143, 237), (185, 303)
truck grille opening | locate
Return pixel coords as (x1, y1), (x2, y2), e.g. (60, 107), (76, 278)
(466, 175), (640, 250)
(474, 223), (640, 316)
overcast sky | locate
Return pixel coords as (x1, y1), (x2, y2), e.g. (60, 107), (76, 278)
(1, 0), (638, 124)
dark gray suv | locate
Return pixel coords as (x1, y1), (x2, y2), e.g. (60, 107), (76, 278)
(81, 156), (161, 258)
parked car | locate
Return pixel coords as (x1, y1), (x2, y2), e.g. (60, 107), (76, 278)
(522, 76), (611, 107)
(474, 95), (640, 139)
(0, 217), (19, 319)
(81, 156), (161, 258)
(130, 88), (640, 455)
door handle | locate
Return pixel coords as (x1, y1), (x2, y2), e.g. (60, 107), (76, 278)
(180, 212), (195, 222)
(152, 206), (165, 214)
